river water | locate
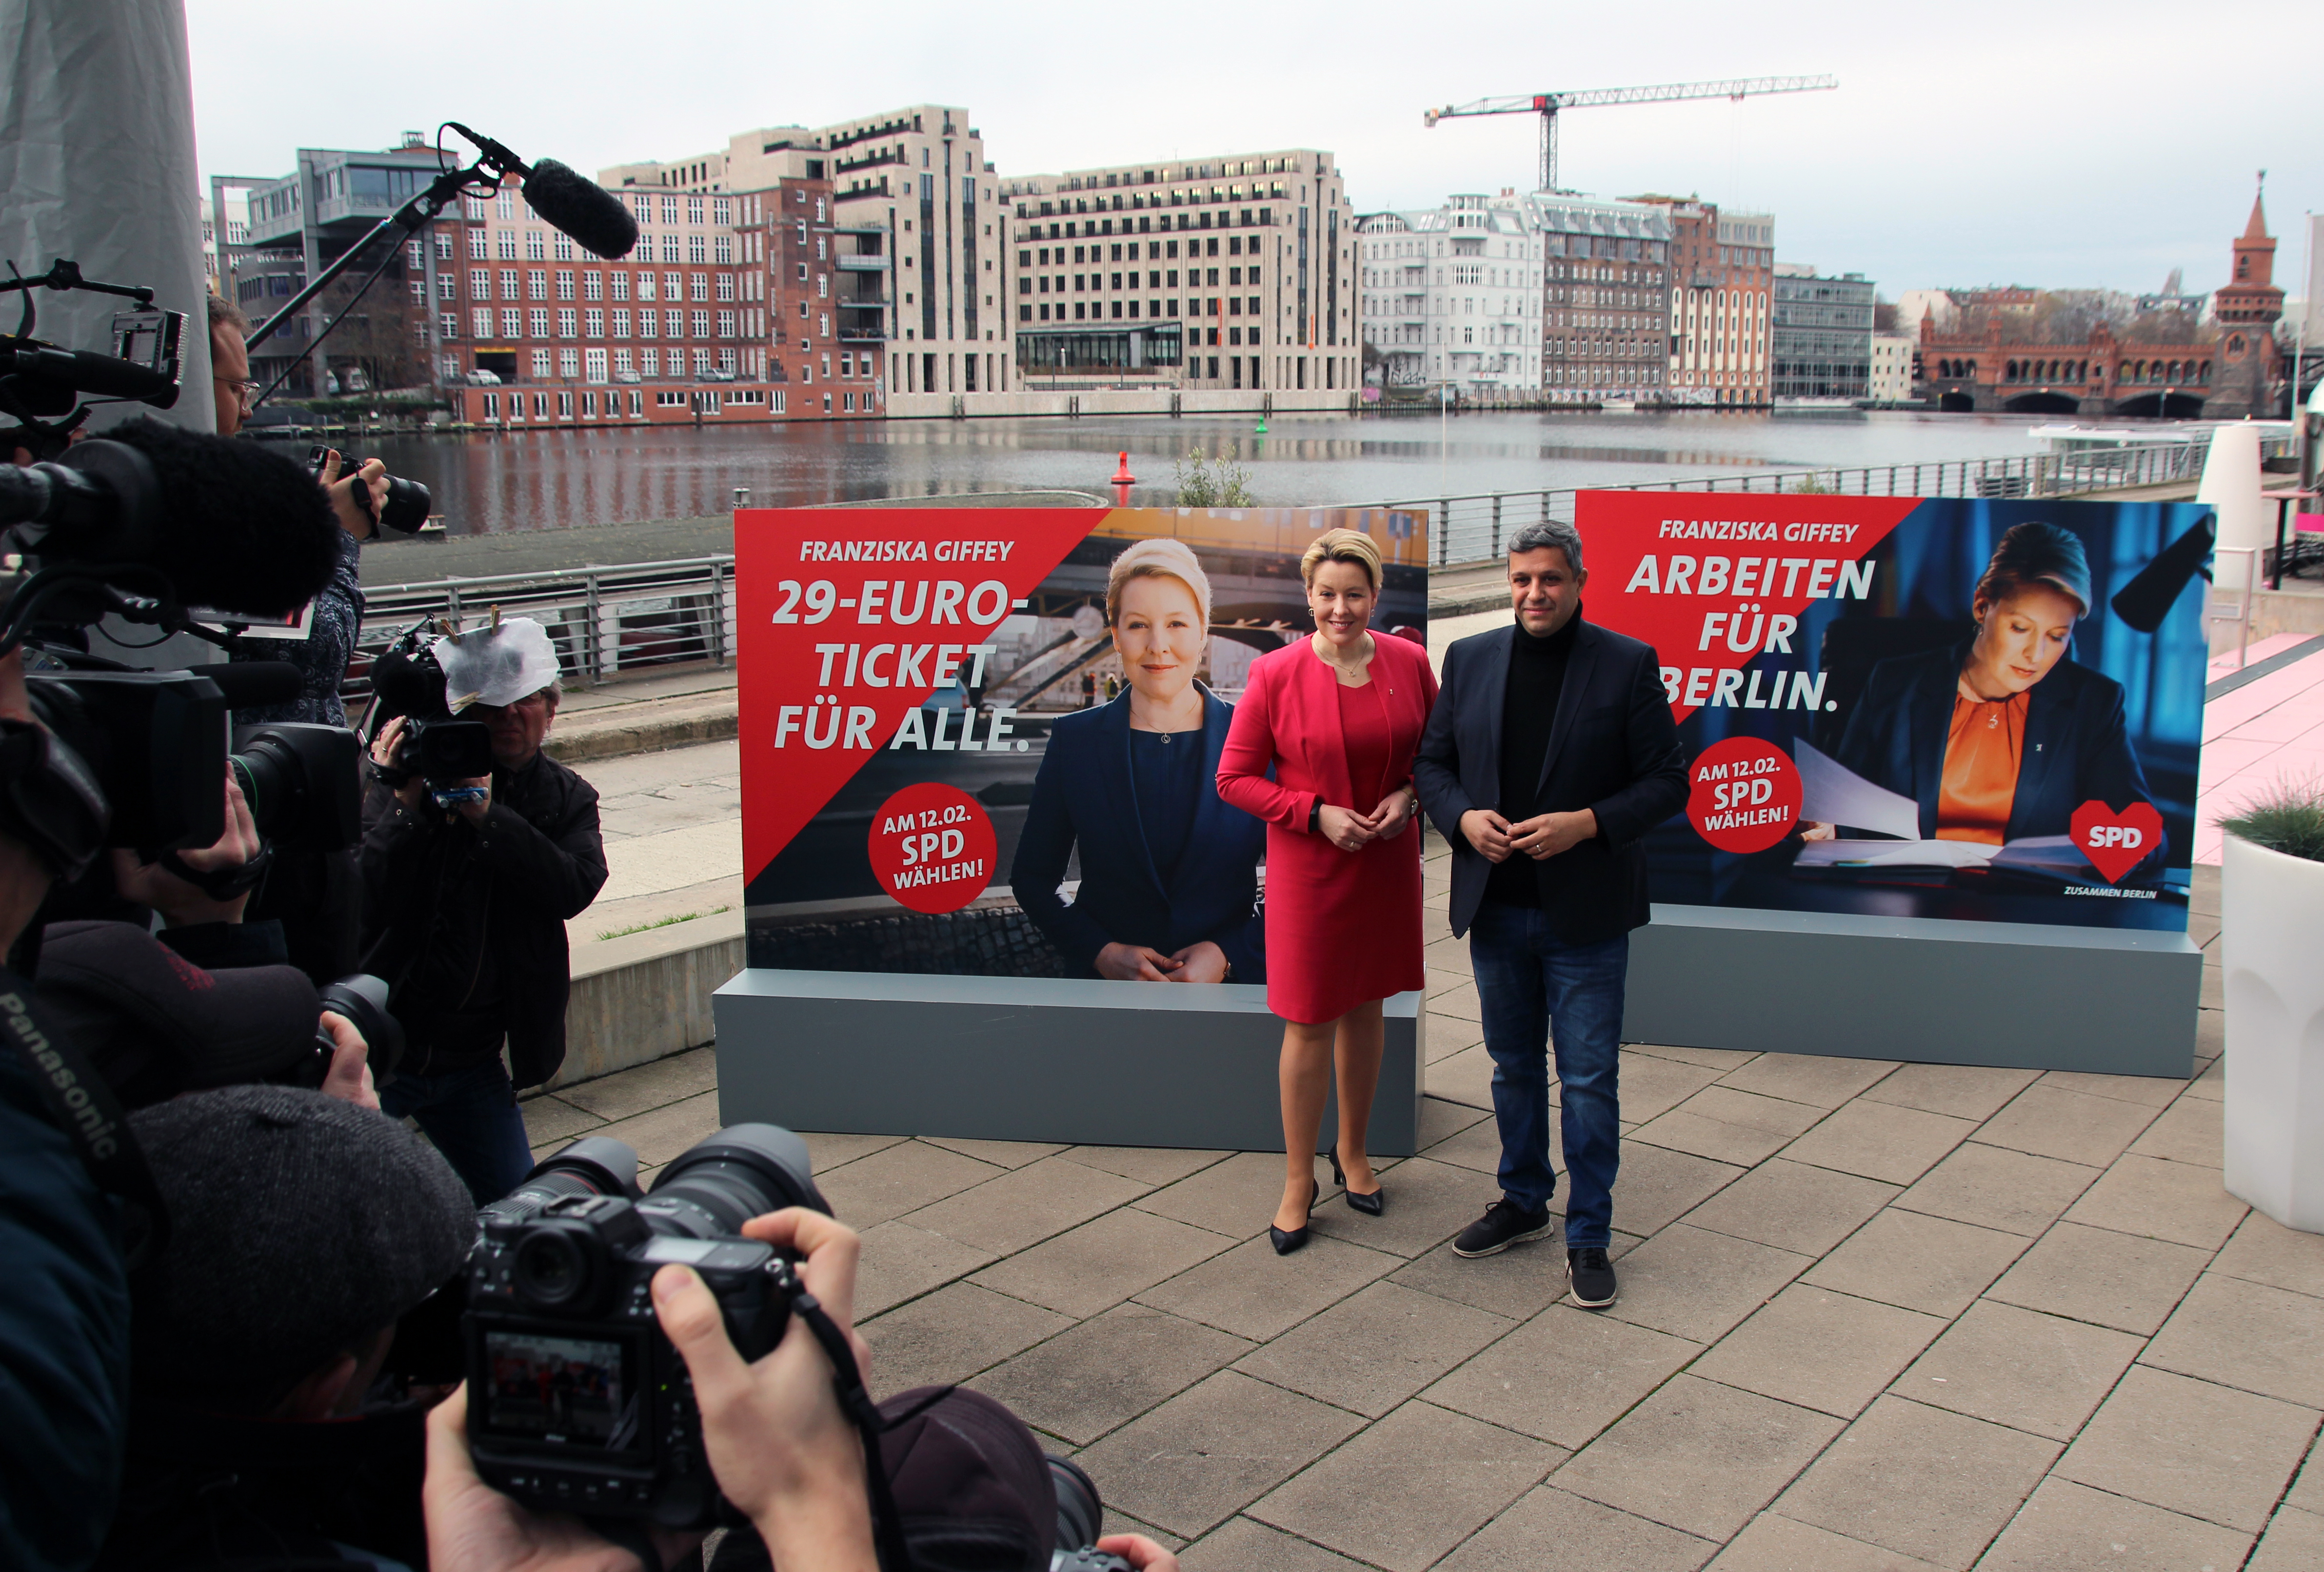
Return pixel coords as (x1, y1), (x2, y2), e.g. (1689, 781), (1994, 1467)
(345, 408), (2062, 537)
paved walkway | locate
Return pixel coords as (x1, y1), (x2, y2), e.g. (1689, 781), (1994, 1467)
(2198, 634), (2324, 864)
(519, 843), (2322, 1572)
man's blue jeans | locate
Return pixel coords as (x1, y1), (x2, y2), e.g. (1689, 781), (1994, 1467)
(1467, 900), (1627, 1248)
(379, 1057), (535, 1205)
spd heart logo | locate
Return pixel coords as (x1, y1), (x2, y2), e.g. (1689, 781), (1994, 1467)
(2069, 799), (2164, 885)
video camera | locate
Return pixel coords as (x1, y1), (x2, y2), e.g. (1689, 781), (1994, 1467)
(367, 621), (496, 788)
(304, 444), (433, 537)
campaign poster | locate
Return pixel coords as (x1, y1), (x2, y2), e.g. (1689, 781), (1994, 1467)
(1578, 492), (2212, 932)
(735, 506), (1430, 977)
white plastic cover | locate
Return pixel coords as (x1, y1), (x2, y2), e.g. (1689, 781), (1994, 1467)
(433, 617), (561, 711)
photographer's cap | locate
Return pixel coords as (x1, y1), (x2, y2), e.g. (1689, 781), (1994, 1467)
(433, 616), (560, 711)
(35, 920), (322, 1107)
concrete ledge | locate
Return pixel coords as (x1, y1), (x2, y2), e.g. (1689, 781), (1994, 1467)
(714, 969), (1423, 1152)
(546, 699), (739, 764)
(550, 909), (746, 1091)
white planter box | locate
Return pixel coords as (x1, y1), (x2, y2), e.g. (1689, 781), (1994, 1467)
(2223, 835), (2324, 1233)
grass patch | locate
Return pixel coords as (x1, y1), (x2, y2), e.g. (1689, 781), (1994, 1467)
(2221, 778), (2324, 863)
(595, 904), (732, 941)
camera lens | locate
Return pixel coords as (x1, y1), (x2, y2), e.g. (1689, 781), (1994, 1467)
(376, 475), (432, 535)
(316, 974), (404, 1078)
(1048, 1454), (1104, 1556)
(488, 1136), (643, 1226)
(513, 1228), (593, 1309)
(640, 1124), (828, 1239)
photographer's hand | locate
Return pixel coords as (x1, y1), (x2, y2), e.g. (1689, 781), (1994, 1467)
(1097, 1536), (1182, 1572)
(423, 1383), (700, 1572)
(371, 717), (427, 808)
(653, 1208), (878, 1572)
(112, 774), (262, 924)
(454, 776), (493, 824)
(318, 450), (386, 542)
(316, 1010), (380, 1111)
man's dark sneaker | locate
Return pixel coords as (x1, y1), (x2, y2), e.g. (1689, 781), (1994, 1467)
(1452, 1200), (1555, 1258)
(1568, 1246), (1618, 1308)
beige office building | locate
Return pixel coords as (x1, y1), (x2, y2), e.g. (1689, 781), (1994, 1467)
(997, 151), (1359, 395)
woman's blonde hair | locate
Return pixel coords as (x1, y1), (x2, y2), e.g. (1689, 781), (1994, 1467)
(1299, 527), (1383, 591)
(1105, 537), (1212, 631)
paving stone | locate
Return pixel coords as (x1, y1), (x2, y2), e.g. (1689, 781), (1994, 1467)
(1418, 1094), (1490, 1147)
(2142, 1272), (2324, 1407)
(1972, 1476), (2253, 1572)
(587, 1089), (723, 1166)
(1063, 1145), (1232, 1187)
(1716, 1053), (1900, 1109)
(1136, 1233), (1399, 1342)
(1072, 1370), (1366, 1539)
(2053, 1364), (2321, 1532)
(518, 1094), (602, 1147)
(1308, 1155), (1505, 1257)
(858, 1280), (1073, 1396)
(1233, 1280), (1513, 1418)
(1802, 1208), (2028, 1318)
(1631, 1087), (1825, 1168)
(1619, 1052), (1726, 1122)
(1553, 1374), (1845, 1541)
(2036, 1067), (2186, 1107)
(1436, 1485), (1716, 1572)
(552, 1045), (718, 1119)
(2062, 1152), (2249, 1250)
(1423, 1303), (1699, 1450)
(1612, 1143), (1748, 1236)
(918, 1135), (1067, 1168)
(905, 1155), (1155, 1256)
(968, 1303), (1251, 1446)
(1432, 981), (1483, 1022)
(1179, 1516), (1371, 1572)
(1626, 1041), (1760, 1072)
(1421, 1109), (1517, 1175)
(2196, 1006), (2224, 1059)
(1892, 1142), (2101, 1237)
(1135, 1150), (1320, 1233)
(853, 1219), (999, 1319)
(1770, 1394), (2059, 1568)
(2292, 1447), (2324, 1513)
(1780, 1100), (1976, 1186)
(2248, 1505), (2324, 1572)
(1691, 1284), (1946, 1420)
(1682, 1158), (1899, 1257)
(1702, 1513), (1945, 1571)
(1857, 1062), (2040, 1123)
(1252, 1400), (1562, 1571)
(1983, 1220), (2209, 1335)
(1976, 1083), (2159, 1167)
(2184, 1055), (2225, 1102)
(799, 1131), (909, 1174)
(1603, 1224), (1814, 1344)
(1429, 1043), (1496, 1110)
(1894, 1299), (2142, 1441)
(2211, 1209), (2324, 1299)
(1096, 1510), (1184, 1552)
(2125, 1095), (2225, 1166)
(1388, 1232), (1643, 1323)
(1426, 1015), (1485, 1064)
(815, 1139), (1008, 1229)
(969, 1207), (1237, 1318)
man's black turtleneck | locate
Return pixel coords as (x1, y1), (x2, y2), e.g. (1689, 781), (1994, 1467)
(1486, 606), (1582, 907)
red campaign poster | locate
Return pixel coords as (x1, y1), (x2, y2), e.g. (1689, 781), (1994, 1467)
(1576, 490), (2211, 932)
(735, 505), (1431, 979)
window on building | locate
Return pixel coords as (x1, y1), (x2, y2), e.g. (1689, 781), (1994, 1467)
(530, 348), (551, 378)
(525, 230), (545, 260)
(528, 308), (549, 337)
(555, 270), (574, 300)
(667, 308), (683, 336)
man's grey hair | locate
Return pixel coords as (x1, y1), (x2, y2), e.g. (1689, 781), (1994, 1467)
(1508, 519), (1585, 574)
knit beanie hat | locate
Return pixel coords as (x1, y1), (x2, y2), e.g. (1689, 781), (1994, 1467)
(126, 1085), (475, 1396)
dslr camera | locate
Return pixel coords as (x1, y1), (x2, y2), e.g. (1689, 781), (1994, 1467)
(303, 444), (432, 536)
(463, 1124), (829, 1527)
(367, 621), (495, 788)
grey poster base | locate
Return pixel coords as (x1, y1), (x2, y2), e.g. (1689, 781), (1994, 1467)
(713, 972), (1423, 1153)
(1626, 903), (2200, 1078)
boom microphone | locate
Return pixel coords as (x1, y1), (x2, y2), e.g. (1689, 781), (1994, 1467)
(0, 420), (340, 616)
(516, 160), (639, 261)
(5, 345), (181, 412)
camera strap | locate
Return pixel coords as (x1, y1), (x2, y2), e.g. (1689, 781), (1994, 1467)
(0, 716), (109, 881)
(0, 965), (169, 1276)
(788, 1280), (920, 1572)
(157, 842), (273, 901)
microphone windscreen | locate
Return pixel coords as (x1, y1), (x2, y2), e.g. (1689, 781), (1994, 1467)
(2110, 513), (2216, 634)
(60, 422), (341, 617)
(13, 346), (180, 407)
(521, 160), (639, 260)
(208, 660), (303, 709)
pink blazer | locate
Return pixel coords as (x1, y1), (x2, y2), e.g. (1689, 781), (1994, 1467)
(1216, 633), (1439, 829)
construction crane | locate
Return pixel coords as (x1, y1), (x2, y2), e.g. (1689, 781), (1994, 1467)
(1424, 75), (1839, 195)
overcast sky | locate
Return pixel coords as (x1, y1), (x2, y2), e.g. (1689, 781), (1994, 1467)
(188, 0), (2320, 300)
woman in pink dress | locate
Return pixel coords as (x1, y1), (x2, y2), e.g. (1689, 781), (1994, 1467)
(1217, 529), (1437, 1253)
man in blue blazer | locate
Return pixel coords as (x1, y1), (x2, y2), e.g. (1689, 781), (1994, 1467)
(1008, 685), (1266, 984)
(1413, 520), (1686, 1307)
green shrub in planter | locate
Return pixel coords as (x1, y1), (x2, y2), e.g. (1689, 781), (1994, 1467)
(2220, 777), (2324, 863)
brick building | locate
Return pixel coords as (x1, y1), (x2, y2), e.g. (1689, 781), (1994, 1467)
(1642, 198), (1773, 407)
(1534, 193), (1673, 402)
(2210, 185), (2285, 420)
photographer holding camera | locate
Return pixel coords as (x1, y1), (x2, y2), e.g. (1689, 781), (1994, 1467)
(360, 616), (607, 1203)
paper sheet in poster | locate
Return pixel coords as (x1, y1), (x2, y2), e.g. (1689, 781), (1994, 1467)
(1793, 737), (1921, 841)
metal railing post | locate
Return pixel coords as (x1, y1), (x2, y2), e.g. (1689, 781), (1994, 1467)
(585, 568), (606, 682)
(1490, 492), (1503, 557)
(1437, 501), (1450, 566)
(709, 560), (728, 664)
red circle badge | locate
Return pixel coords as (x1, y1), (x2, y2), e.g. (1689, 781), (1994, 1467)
(1685, 737), (1803, 854)
(867, 783), (997, 915)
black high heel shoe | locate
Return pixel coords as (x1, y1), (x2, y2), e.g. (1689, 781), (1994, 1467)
(1330, 1147), (1386, 1217)
(1271, 1177), (1320, 1254)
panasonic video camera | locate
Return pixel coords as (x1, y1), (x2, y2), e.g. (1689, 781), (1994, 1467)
(366, 622), (495, 788)
(463, 1125), (830, 1527)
